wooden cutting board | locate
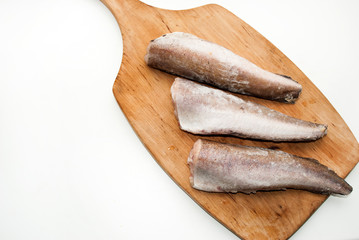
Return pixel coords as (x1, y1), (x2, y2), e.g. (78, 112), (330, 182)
(100, 0), (359, 239)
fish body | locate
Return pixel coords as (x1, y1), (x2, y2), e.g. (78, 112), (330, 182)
(145, 32), (302, 103)
(171, 78), (327, 142)
(188, 139), (352, 195)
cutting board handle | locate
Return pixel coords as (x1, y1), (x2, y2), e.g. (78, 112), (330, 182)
(100, 0), (150, 27)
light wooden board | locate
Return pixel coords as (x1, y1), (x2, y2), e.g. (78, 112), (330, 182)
(100, 0), (359, 239)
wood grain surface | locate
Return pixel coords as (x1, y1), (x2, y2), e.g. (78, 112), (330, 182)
(100, 0), (359, 239)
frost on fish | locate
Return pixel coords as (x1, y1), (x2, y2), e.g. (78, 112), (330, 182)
(188, 139), (352, 195)
(171, 78), (327, 142)
(145, 32), (302, 103)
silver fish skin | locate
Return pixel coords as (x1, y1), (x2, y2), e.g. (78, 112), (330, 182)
(145, 32), (302, 103)
(171, 78), (327, 142)
(188, 139), (352, 195)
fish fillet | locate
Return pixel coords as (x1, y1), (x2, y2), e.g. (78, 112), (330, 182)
(145, 32), (302, 103)
(188, 139), (352, 195)
(171, 78), (327, 142)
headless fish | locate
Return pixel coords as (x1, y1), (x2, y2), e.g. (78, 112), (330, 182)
(145, 32), (302, 103)
(171, 78), (327, 142)
(188, 139), (352, 195)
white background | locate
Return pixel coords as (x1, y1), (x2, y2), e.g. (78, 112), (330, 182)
(0, 0), (358, 239)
